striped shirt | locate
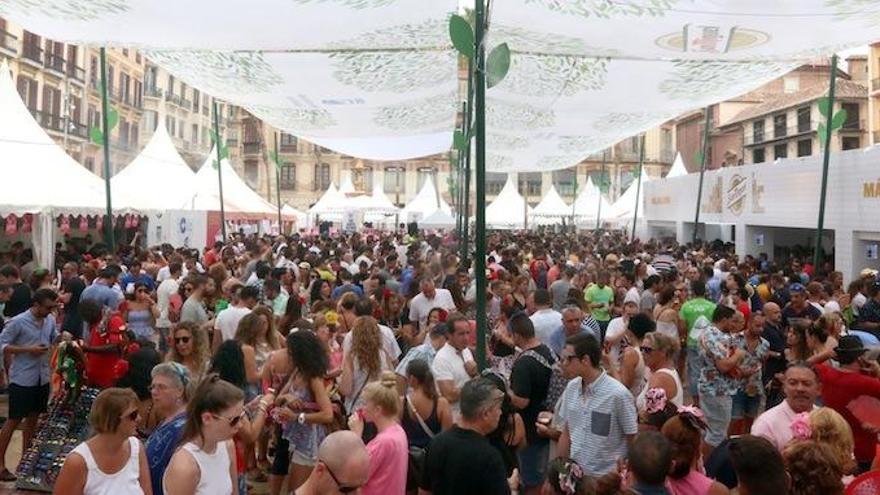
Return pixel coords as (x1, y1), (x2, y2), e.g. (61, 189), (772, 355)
(559, 371), (638, 476)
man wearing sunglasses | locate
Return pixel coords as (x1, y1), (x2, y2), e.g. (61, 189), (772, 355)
(295, 430), (369, 495)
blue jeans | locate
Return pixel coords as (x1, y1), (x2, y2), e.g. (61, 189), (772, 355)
(686, 346), (701, 399)
(517, 440), (550, 488)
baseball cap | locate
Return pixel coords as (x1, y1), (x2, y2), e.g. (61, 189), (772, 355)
(789, 283), (806, 293)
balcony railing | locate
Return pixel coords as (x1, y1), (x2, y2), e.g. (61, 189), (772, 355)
(68, 120), (89, 139)
(745, 122), (819, 146)
(180, 97), (192, 110)
(67, 65), (85, 83)
(872, 78), (880, 92)
(242, 142), (262, 155)
(840, 118), (866, 131)
(43, 53), (65, 74)
(0, 29), (19, 53)
(144, 86), (163, 98)
(29, 109), (63, 132)
(165, 92), (181, 105)
(22, 44), (42, 64)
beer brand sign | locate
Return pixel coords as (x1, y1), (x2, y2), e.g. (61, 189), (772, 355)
(864, 179), (880, 198)
(725, 174), (748, 215)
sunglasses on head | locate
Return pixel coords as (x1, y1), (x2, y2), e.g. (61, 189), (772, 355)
(174, 336), (191, 344)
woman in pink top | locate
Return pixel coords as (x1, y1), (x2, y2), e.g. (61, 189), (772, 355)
(348, 371), (408, 495)
(662, 409), (730, 495)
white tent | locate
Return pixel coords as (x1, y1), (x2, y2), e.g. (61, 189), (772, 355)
(281, 204), (308, 228)
(607, 174), (652, 222)
(309, 182), (345, 222)
(400, 176), (451, 222)
(665, 152), (688, 178)
(0, 60), (109, 217)
(111, 124), (197, 210)
(419, 209), (456, 229)
(486, 175), (532, 230)
(573, 176), (613, 225)
(530, 185), (571, 225)
(338, 175), (356, 195)
(363, 183), (400, 226)
(194, 149), (276, 215)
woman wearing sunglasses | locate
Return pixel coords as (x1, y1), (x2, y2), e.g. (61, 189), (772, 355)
(163, 374), (244, 495)
(144, 363), (192, 495)
(55, 388), (152, 495)
(125, 282), (159, 343)
(167, 322), (210, 383)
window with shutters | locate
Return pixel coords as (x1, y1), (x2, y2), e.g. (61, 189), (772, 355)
(314, 163), (331, 191)
(384, 167), (405, 195)
(16, 75), (38, 110)
(280, 163), (296, 190)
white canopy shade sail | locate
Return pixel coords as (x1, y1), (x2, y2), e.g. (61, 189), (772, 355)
(111, 125), (197, 211)
(665, 152), (688, 178)
(486, 175), (532, 230)
(0, 60), (113, 217)
(401, 176), (451, 221)
(530, 185), (571, 225)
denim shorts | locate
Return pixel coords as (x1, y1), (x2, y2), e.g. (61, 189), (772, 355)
(731, 389), (762, 420)
(698, 392), (733, 447)
(517, 440), (550, 488)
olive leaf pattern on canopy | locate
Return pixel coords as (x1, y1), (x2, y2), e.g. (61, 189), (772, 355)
(248, 105), (337, 132)
(826, 0), (880, 25)
(0, 0), (129, 21)
(488, 133), (531, 150)
(290, 0), (398, 9)
(490, 25), (621, 57)
(537, 154), (587, 171)
(593, 112), (670, 132)
(329, 18), (449, 49)
(499, 55), (609, 96)
(373, 92), (457, 131)
(145, 51), (284, 94)
(658, 60), (790, 100)
(524, 0), (676, 19)
(558, 135), (609, 154)
(330, 51), (455, 92)
(487, 99), (555, 131)
(486, 153), (516, 171)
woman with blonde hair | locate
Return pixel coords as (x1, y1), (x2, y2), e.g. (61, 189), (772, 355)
(55, 388), (152, 495)
(808, 407), (856, 477)
(637, 331), (683, 413)
(348, 371), (409, 495)
(340, 316), (393, 414)
(783, 440), (845, 495)
(167, 322), (210, 383)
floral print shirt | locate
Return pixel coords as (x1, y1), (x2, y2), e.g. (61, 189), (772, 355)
(697, 325), (741, 396)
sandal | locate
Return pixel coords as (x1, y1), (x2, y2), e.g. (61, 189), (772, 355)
(0, 469), (16, 482)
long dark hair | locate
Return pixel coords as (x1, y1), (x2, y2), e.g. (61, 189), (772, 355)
(286, 331), (328, 381)
(209, 340), (246, 390)
(182, 374), (244, 443)
(406, 359), (436, 401)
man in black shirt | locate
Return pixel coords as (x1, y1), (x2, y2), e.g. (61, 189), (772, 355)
(420, 377), (510, 495)
(508, 312), (553, 494)
(59, 262), (86, 339)
(760, 302), (787, 408)
(0, 265), (32, 319)
(780, 283), (821, 329)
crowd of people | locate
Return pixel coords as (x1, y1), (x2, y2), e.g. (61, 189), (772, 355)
(0, 228), (878, 494)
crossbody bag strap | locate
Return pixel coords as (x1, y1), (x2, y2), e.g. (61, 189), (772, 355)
(406, 395), (436, 439)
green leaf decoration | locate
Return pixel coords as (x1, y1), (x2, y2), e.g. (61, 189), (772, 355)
(486, 43), (511, 89)
(449, 14), (474, 59)
(453, 129), (466, 151)
(107, 108), (119, 130)
(218, 146), (230, 161)
(632, 166), (642, 178)
(831, 109), (847, 130)
(89, 126), (104, 146)
(818, 122), (828, 148)
(817, 97), (831, 118)
(694, 150), (704, 165)
(212, 159), (220, 170)
(269, 150), (281, 167)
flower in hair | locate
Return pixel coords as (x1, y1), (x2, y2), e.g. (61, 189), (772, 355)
(677, 405), (708, 430)
(790, 412), (812, 441)
(558, 460), (584, 495)
(645, 388), (668, 415)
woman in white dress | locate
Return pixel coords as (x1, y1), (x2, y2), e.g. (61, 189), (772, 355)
(55, 388), (152, 495)
(163, 374), (244, 495)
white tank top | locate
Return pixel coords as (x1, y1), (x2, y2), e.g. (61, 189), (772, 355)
(166, 441), (233, 495)
(70, 436), (144, 495)
(636, 368), (684, 412)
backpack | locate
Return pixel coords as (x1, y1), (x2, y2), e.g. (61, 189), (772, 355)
(521, 349), (568, 410)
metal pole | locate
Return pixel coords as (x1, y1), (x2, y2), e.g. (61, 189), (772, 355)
(98, 48), (115, 252)
(597, 150), (606, 230)
(474, 0), (488, 370)
(212, 101), (227, 241)
(814, 55), (838, 270)
(461, 65), (473, 267)
(692, 106), (712, 244)
(275, 132), (283, 233)
(631, 133), (645, 240)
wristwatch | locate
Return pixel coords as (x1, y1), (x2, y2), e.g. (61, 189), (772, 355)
(297, 412), (306, 425)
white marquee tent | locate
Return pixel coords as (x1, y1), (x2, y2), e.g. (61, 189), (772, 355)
(665, 152), (688, 178)
(195, 149), (277, 216)
(111, 124), (197, 211)
(530, 185), (571, 225)
(573, 177), (613, 226)
(282, 204), (308, 228)
(419, 209), (456, 229)
(485, 175), (532, 230)
(309, 183), (345, 222)
(607, 174), (652, 226)
(400, 176), (451, 222)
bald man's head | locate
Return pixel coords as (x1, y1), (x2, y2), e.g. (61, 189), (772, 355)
(763, 302), (781, 324)
(313, 431), (370, 494)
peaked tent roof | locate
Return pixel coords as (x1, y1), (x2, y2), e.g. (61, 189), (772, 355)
(281, 204), (308, 225)
(419, 209), (455, 229)
(607, 174), (651, 221)
(573, 176), (613, 223)
(665, 152), (688, 178)
(111, 124), (197, 210)
(486, 175), (532, 230)
(195, 149), (276, 215)
(309, 182), (345, 216)
(338, 175), (356, 195)
(401, 175), (451, 219)
(531, 185), (571, 225)
(0, 60), (111, 216)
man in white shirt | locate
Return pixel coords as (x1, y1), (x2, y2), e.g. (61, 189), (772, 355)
(409, 278), (456, 329)
(155, 261), (182, 353)
(529, 288), (562, 349)
(212, 285), (258, 351)
(432, 314), (478, 419)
